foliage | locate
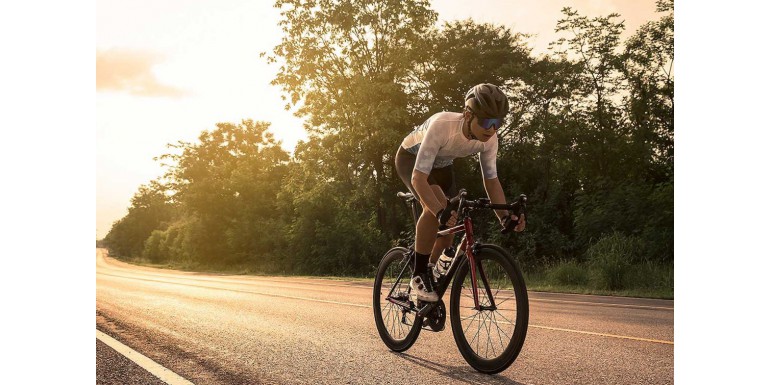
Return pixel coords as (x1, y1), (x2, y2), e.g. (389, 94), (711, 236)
(525, 259), (673, 298)
(586, 232), (643, 290)
(103, 181), (173, 259)
(547, 260), (589, 286)
(623, 260), (674, 293)
(622, 0), (674, 181)
(574, 181), (673, 262)
(133, 120), (289, 268)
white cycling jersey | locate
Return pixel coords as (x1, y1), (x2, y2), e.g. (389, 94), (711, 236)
(400, 111), (498, 179)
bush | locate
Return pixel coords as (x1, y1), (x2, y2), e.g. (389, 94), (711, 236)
(142, 230), (166, 263)
(586, 232), (642, 290)
(641, 182), (674, 262)
(547, 260), (589, 286)
(623, 261), (674, 293)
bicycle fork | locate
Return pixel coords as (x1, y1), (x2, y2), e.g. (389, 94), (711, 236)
(416, 220), (497, 317)
(459, 216), (497, 312)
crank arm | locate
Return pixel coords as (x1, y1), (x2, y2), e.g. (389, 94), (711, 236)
(417, 302), (437, 318)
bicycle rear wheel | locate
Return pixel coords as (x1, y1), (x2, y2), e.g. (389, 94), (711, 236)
(373, 247), (423, 352)
(449, 245), (528, 374)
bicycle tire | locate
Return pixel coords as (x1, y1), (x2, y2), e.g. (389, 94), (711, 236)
(373, 247), (423, 352)
(449, 245), (529, 374)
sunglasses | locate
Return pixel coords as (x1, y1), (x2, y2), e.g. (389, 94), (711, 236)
(476, 117), (503, 130)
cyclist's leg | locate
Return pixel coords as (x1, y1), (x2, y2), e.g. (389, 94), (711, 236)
(395, 145), (441, 257)
(409, 187), (445, 301)
(395, 146), (420, 200)
(414, 187), (444, 255)
(428, 184), (455, 264)
(427, 163), (457, 264)
(395, 146), (439, 287)
(395, 146), (454, 274)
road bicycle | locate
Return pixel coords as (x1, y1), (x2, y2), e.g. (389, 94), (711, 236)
(372, 189), (529, 374)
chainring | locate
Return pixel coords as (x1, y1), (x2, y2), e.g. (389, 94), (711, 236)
(425, 299), (446, 332)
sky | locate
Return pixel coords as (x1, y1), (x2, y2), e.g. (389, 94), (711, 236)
(96, 0), (661, 238)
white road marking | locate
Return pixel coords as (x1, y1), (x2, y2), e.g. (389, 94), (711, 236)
(460, 316), (673, 345)
(532, 298), (673, 311)
(530, 324), (674, 345)
(96, 329), (195, 385)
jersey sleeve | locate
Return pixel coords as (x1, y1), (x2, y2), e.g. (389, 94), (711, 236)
(413, 119), (447, 175)
(479, 134), (498, 179)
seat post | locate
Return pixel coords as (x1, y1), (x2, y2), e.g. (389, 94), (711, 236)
(397, 192), (422, 228)
(410, 198), (421, 226)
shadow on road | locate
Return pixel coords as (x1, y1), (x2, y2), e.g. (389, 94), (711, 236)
(391, 352), (526, 385)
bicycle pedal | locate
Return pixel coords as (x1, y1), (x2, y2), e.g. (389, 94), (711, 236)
(421, 324), (443, 332)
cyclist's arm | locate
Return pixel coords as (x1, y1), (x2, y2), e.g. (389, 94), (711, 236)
(483, 177), (510, 222)
(479, 135), (509, 222)
(412, 170), (444, 216)
(412, 119), (449, 217)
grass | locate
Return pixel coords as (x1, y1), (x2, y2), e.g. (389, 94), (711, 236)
(524, 260), (674, 300)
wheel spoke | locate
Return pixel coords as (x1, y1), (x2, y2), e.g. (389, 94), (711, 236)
(484, 311), (494, 358)
(494, 309), (516, 326)
(494, 295), (516, 306)
(489, 311), (500, 358)
(491, 311), (511, 344)
(382, 304), (393, 327)
(463, 311), (480, 336)
(491, 313), (505, 353)
(470, 314), (481, 353)
(388, 305), (397, 336)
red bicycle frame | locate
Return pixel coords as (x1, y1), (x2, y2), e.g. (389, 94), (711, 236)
(437, 216), (497, 311)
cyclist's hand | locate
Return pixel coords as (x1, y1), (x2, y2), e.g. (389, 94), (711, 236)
(513, 213), (526, 232)
(438, 209), (457, 230)
(446, 210), (458, 227)
(501, 213), (526, 234)
(438, 197), (460, 230)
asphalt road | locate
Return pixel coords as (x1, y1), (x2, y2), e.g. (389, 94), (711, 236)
(96, 249), (674, 384)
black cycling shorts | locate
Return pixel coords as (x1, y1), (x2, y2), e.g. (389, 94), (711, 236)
(395, 145), (457, 200)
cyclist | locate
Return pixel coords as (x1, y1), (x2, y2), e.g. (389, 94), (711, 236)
(394, 83), (526, 302)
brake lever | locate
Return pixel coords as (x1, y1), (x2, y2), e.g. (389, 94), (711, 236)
(501, 194), (527, 235)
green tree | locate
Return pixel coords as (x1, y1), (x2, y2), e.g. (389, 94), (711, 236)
(158, 120), (289, 267)
(266, 0), (441, 273)
(622, 0), (674, 182)
(409, 19), (531, 122)
(103, 181), (174, 259)
(549, 8), (639, 185)
(268, 0), (439, 238)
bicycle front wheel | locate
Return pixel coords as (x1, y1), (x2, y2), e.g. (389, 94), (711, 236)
(449, 245), (529, 374)
(373, 247), (423, 352)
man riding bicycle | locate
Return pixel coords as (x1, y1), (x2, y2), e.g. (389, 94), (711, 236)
(394, 83), (526, 303)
